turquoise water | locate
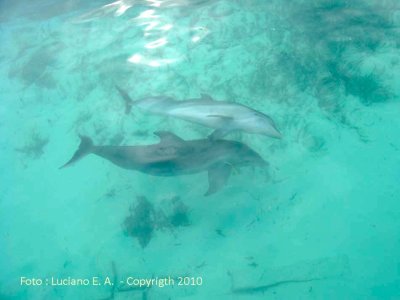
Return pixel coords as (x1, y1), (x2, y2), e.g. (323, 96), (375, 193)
(1, 0), (400, 299)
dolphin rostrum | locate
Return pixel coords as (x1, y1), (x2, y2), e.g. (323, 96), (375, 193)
(61, 131), (267, 196)
(116, 86), (281, 140)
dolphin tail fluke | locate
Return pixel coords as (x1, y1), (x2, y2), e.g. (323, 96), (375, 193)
(204, 163), (232, 196)
(115, 85), (134, 114)
(60, 135), (94, 169)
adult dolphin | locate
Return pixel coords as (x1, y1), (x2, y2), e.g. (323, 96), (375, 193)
(61, 132), (267, 196)
(116, 86), (281, 140)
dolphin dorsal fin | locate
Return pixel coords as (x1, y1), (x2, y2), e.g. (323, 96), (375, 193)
(154, 131), (184, 144)
(201, 93), (214, 101)
(208, 127), (234, 140)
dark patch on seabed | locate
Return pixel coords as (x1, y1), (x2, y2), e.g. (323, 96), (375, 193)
(261, 0), (398, 110)
(15, 130), (48, 159)
(124, 196), (156, 248)
(8, 42), (62, 89)
(123, 196), (190, 248)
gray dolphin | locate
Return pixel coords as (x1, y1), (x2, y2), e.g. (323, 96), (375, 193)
(61, 131), (266, 196)
(116, 86), (281, 140)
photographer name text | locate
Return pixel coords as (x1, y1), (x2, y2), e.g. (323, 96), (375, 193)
(20, 276), (203, 288)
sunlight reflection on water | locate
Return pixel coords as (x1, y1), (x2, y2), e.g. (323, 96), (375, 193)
(73, 0), (212, 68)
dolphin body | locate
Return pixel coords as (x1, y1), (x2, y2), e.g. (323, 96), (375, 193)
(116, 86), (281, 140)
(61, 131), (266, 196)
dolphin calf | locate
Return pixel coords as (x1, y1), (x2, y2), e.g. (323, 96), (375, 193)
(61, 131), (266, 196)
(116, 86), (281, 140)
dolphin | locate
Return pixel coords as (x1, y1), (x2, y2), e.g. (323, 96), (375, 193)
(116, 86), (281, 140)
(61, 131), (266, 196)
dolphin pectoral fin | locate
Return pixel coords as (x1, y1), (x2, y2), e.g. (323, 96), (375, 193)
(201, 93), (214, 101)
(60, 135), (94, 169)
(115, 85), (134, 114)
(154, 131), (185, 144)
(208, 128), (233, 140)
(205, 163), (232, 196)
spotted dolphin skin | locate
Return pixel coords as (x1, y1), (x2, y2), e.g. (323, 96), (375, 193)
(116, 86), (281, 140)
(61, 132), (267, 196)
